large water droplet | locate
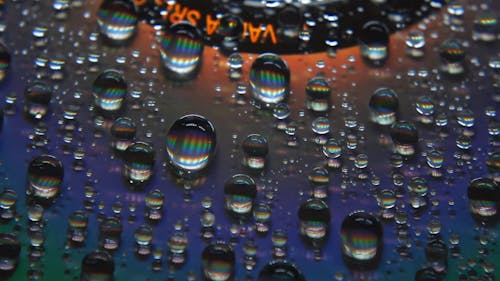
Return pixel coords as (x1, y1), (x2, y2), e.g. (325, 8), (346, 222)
(258, 261), (306, 281)
(406, 30), (426, 58)
(224, 174), (257, 218)
(92, 70), (127, 113)
(26, 155), (64, 204)
(473, 11), (497, 43)
(99, 216), (122, 251)
(202, 241), (235, 281)
(306, 77), (331, 112)
(369, 88), (399, 126)
(0, 233), (20, 278)
(250, 53), (290, 108)
(467, 177), (499, 219)
(24, 81), (52, 120)
(166, 114), (216, 177)
(390, 121), (418, 156)
(81, 251), (114, 281)
(439, 39), (466, 75)
(298, 199), (330, 247)
(340, 211), (383, 268)
(97, 0), (138, 44)
(159, 22), (204, 81)
(242, 134), (268, 169)
(110, 117), (136, 152)
(359, 21), (390, 66)
(123, 141), (155, 187)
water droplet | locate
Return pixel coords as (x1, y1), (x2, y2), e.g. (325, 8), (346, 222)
(456, 109), (475, 127)
(298, 199), (330, 247)
(306, 77), (331, 112)
(99, 216), (122, 251)
(408, 177), (429, 197)
(308, 167), (330, 199)
(311, 117), (330, 134)
(390, 121), (418, 156)
(27, 155), (64, 204)
(322, 138), (342, 159)
(159, 22), (204, 81)
(110, 117), (136, 152)
(202, 241), (235, 281)
(145, 189), (164, 222)
(426, 150), (444, 169)
(97, 0), (138, 44)
(258, 261), (306, 281)
(0, 42), (11, 82)
(217, 14), (244, 52)
(123, 141), (155, 186)
(414, 267), (442, 281)
(359, 21), (390, 66)
(0, 189), (17, 210)
(67, 210), (88, 245)
(369, 88), (399, 126)
(227, 52), (243, 80)
(0, 233), (20, 278)
(24, 81), (52, 120)
(242, 134), (268, 169)
(439, 39), (465, 75)
(81, 251), (114, 281)
(254, 202), (271, 234)
(340, 211), (383, 268)
(92, 70), (127, 113)
(166, 115), (216, 177)
(473, 11), (497, 43)
(406, 30), (426, 58)
(467, 177), (499, 219)
(134, 225), (153, 246)
(273, 103), (290, 120)
(250, 53), (290, 109)
(224, 174), (257, 219)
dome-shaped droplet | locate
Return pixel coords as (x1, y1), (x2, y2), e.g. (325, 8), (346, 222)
(258, 261), (306, 281)
(224, 174), (257, 218)
(99, 217), (122, 250)
(467, 177), (499, 219)
(81, 251), (114, 281)
(134, 225), (153, 246)
(0, 189), (17, 210)
(67, 210), (88, 244)
(123, 141), (155, 186)
(340, 211), (383, 268)
(92, 70), (127, 113)
(27, 155), (64, 203)
(369, 88), (399, 125)
(159, 22), (204, 81)
(0, 42), (10, 82)
(250, 53), (290, 108)
(414, 267), (443, 281)
(217, 14), (244, 52)
(408, 177), (429, 196)
(359, 21), (390, 66)
(439, 39), (466, 75)
(406, 30), (426, 58)
(298, 199), (330, 246)
(390, 121), (418, 156)
(473, 11), (497, 43)
(24, 81), (52, 120)
(242, 134), (268, 169)
(166, 114), (216, 177)
(306, 77), (331, 112)
(311, 117), (330, 134)
(97, 0), (138, 44)
(110, 117), (136, 152)
(0, 233), (20, 278)
(202, 241), (235, 281)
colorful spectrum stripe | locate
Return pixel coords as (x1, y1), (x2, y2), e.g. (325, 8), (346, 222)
(166, 115), (216, 173)
(160, 33), (203, 75)
(97, 0), (138, 41)
(341, 228), (379, 260)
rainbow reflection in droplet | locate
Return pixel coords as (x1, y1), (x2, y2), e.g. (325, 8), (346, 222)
(97, 0), (138, 42)
(92, 70), (127, 112)
(369, 88), (399, 125)
(27, 155), (64, 201)
(160, 22), (204, 80)
(202, 241), (235, 281)
(250, 53), (290, 108)
(340, 211), (383, 264)
(166, 114), (216, 176)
